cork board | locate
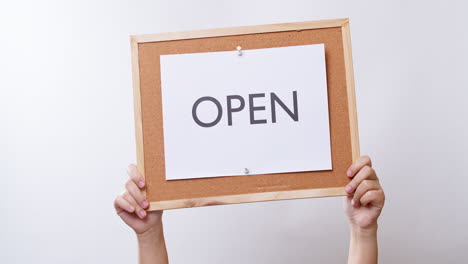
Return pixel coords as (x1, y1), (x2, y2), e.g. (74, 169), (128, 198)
(130, 19), (360, 210)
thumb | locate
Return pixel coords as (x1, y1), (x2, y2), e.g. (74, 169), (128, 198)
(118, 210), (140, 227)
(343, 195), (354, 213)
(343, 195), (352, 206)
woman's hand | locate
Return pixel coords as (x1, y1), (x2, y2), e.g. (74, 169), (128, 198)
(344, 156), (385, 264)
(114, 164), (163, 235)
(114, 164), (168, 264)
(344, 155), (385, 230)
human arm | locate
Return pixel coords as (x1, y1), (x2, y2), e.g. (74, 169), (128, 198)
(344, 156), (385, 264)
(114, 164), (168, 264)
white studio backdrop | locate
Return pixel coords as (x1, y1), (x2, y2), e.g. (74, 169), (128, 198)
(1, 0), (467, 263)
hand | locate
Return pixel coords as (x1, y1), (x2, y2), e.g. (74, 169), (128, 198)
(343, 156), (385, 231)
(114, 164), (163, 235)
(344, 157), (383, 264)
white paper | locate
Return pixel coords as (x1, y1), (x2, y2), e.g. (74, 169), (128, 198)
(160, 44), (332, 180)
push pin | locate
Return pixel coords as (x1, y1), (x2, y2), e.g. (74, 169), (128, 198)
(237, 46), (242, 56)
(244, 168), (249, 174)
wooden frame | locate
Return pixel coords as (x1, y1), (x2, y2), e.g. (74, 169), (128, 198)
(130, 18), (359, 210)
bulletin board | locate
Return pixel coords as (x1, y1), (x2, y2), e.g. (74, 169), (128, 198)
(130, 18), (360, 211)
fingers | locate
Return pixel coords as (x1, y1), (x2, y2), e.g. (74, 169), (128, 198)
(128, 164), (145, 189)
(126, 179), (148, 210)
(127, 164), (149, 216)
(359, 189), (385, 208)
(345, 164), (378, 194)
(114, 164), (149, 219)
(114, 195), (135, 214)
(345, 155), (383, 208)
(122, 190), (147, 219)
(352, 179), (381, 207)
(346, 155), (372, 177)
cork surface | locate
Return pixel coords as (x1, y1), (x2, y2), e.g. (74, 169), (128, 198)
(137, 27), (352, 202)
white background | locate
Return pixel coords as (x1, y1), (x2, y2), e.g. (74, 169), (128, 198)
(161, 45), (331, 180)
(1, 0), (467, 263)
